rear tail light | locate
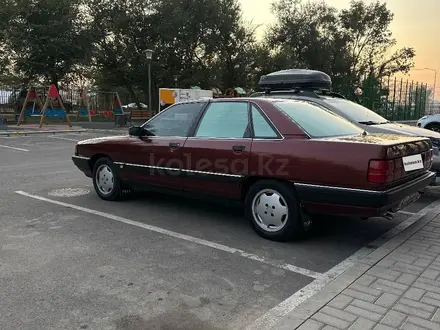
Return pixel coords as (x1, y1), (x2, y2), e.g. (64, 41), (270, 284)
(425, 149), (433, 169)
(368, 150), (432, 184)
(368, 160), (395, 183)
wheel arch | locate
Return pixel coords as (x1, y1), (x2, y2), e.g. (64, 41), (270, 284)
(240, 176), (296, 200)
(425, 121), (440, 128)
(89, 154), (113, 171)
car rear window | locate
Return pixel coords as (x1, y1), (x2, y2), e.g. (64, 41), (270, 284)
(323, 98), (389, 123)
(274, 100), (364, 138)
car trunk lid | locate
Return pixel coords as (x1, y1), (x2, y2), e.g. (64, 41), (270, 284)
(324, 133), (433, 186)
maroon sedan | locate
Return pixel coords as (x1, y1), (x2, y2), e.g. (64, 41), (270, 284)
(72, 97), (435, 241)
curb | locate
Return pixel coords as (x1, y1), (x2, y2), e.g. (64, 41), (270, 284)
(0, 129), (87, 136)
(258, 200), (440, 330)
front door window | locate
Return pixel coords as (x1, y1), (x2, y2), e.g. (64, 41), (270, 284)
(144, 102), (204, 137)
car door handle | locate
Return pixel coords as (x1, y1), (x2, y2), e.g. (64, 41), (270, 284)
(169, 142), (180, 148)
(232, 145), (246, 152)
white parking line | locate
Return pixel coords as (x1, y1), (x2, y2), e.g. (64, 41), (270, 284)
(14, 190), (322, 279)
(246, 199), (440, 329)
(0, 144), (29, 152)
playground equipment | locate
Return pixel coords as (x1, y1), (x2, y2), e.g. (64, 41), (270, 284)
(39, 84), (72, 128)
(16, 87), (45, 126)
(87, 91), (123, 119)
(77, 88), (97, 122)
(224, 87), (247, 97)
(211, 88), (223, 98)
(105, 92), (123, 118)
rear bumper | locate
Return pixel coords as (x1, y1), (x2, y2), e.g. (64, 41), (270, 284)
(295, 171), (436, 216)
(72, 155), (92, 178)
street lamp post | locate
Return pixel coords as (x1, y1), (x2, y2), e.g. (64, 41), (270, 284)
(145, 49), (153, 118)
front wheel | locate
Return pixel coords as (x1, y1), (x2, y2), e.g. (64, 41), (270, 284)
(92, 157), (122, 201)
(245, 180), (312, 241)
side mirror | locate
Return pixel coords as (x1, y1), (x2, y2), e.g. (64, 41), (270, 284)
(128, 126), (145, 137)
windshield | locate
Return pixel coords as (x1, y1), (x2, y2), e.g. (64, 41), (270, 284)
(274, 100), (364, 138)
(324, 98), (389, 124)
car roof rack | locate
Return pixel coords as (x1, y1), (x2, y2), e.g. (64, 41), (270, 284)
(257, 69), (346, 99)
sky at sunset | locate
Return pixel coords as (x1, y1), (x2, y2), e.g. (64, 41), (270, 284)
(239, 0), (440, 99)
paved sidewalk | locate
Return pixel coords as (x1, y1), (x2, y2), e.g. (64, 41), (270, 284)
(280, 211), (440, 330)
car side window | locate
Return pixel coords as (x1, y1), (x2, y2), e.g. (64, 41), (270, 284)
(195, 102), (249, 138)
(251, 105), (279, 138)
(143, 102), (203, 137)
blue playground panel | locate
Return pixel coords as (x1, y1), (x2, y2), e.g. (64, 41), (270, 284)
(45, 109), (67, 119)
(114, 107), (123, 115)
(78, 107), (89, 117)
(24, 108), (41, 117)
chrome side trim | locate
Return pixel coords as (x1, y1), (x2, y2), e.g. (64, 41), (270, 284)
(295, 172), (436, 194)
(181, 168), (242, 177)
(294, 182), (382, 194)
(114, 162), (244, 178)
(72, 155), (90, 160)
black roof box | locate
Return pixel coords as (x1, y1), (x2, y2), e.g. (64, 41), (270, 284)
(258, 69), (332, 90)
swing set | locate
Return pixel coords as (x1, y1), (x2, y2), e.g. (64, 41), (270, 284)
(76, 88), (97, 122)
(16, 84), (71, 127)
(81, 91), (124, 120)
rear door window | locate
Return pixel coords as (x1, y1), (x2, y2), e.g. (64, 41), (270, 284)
(194, 102), (250, 138)
(274, 100), (364, 138)
(251, 105), (279, 138)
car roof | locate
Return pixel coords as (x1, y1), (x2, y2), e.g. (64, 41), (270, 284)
(173, 96), (315, 105)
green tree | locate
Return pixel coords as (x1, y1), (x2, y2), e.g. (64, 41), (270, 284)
(265, 0), (415, 93)
(2, 0), (94, 87)
(339, 0), (415, 79)
(267, 0), (352, 77)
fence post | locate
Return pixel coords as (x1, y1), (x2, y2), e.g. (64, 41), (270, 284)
(398, 79), (404, 120)
(385, 75), (390, 118)
(391, 77), (397, 121)
(403, 81), (409, 120)
(414, 82), (420, 120)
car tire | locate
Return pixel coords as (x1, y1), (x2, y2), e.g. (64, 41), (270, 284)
(245, 180), (312, 242)
(92, 157), (122, 201)
(425, 123), (440, 132)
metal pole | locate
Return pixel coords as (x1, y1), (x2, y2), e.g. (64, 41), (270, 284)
(148, 62), (152, 118)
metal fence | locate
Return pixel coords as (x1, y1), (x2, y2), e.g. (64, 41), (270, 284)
(335, 76), (430, 121)
(0, 86), (131, 114)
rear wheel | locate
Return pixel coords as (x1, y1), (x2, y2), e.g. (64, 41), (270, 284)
(245, 180), (312, 241)
(425, 123), (440, 132)
(92, 157), (122, 201)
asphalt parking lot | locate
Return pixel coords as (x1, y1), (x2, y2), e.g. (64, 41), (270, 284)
(1, 131), (439, 330)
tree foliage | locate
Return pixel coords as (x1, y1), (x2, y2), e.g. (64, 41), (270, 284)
(2, 0), (95, 87)
(0, 0), (416, 107)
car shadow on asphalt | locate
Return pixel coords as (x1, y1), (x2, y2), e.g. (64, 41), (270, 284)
(126, 191), (406, 245)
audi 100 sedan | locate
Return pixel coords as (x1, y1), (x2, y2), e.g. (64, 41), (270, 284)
(72, 97), (435, 242)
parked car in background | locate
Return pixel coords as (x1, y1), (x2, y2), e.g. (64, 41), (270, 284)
(417, 114), (440, 132)
(122, 102), (148, 109)
(72, 91), (435, 242)
(251, 69), (440, 176)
